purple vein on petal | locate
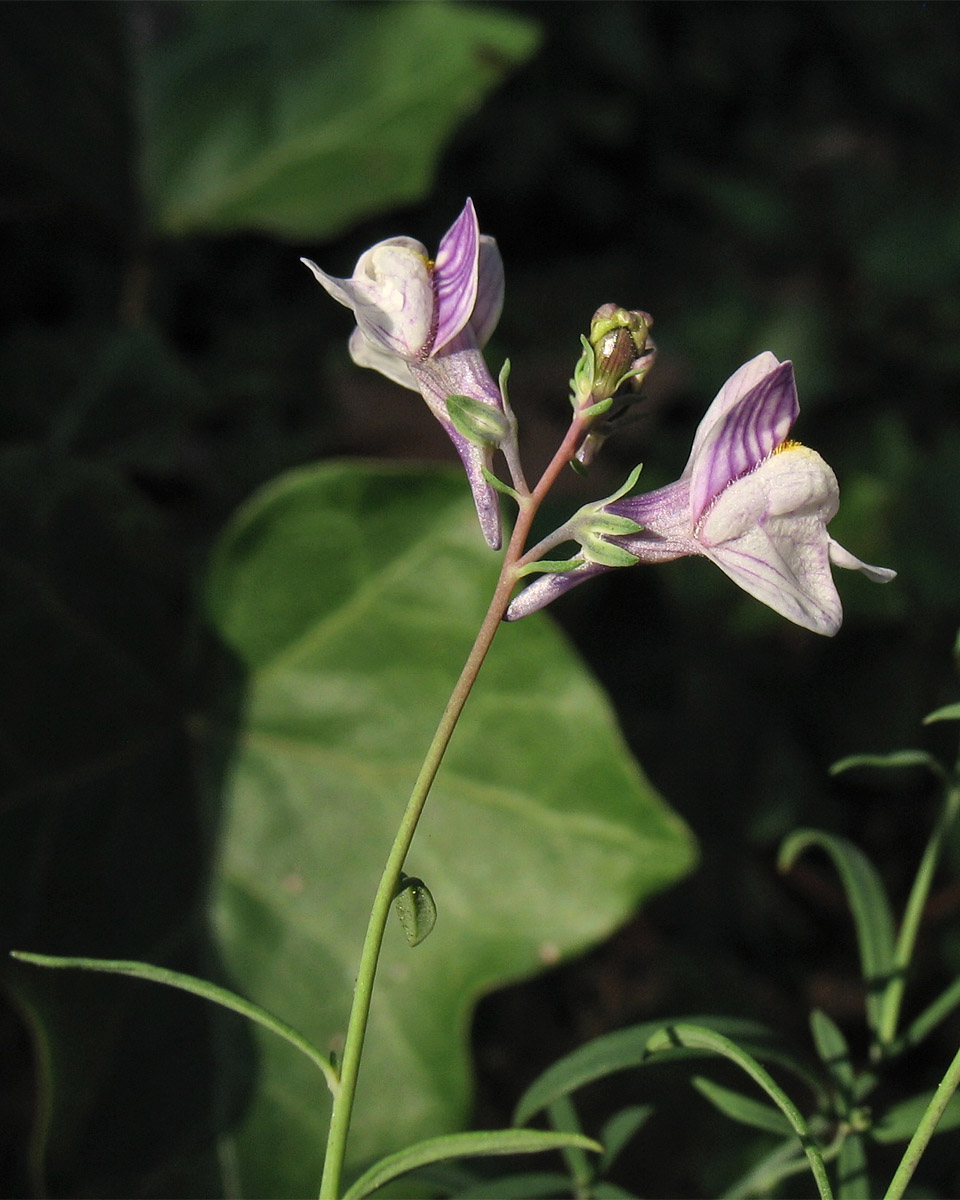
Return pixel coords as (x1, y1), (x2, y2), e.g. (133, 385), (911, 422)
(689, 361), (798, 525)
(431, 199), (480, 354)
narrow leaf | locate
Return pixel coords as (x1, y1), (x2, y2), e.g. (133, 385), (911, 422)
(809, 1009), (855, 1110)
(836, 1133), (870, 1200)
(871, 1089), (960, 1144)
(452, 1172), (573, 1199)
(830, 751), (947, 783)
(643, 1025), (833, 1200)
(514, 1016), (801, 1127)
(342, 1130), (602, 1200)
(692, 1075), (794, 1136)
(547, 1096), (592, 1194)
(779, 830), (897, 1038)
(9, 950), (337, 1092)
(598, 1105), (654, 1174)
(922, 702), (960, 725)
(893, 971), (960, 1054)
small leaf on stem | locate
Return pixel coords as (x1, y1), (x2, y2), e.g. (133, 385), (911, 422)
(394, 875), (438, 947)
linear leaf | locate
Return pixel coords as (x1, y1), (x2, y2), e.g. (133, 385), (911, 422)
(514, 1016), (806, 1127)
(871, 1090), (960, 1143)
(809, 1009), (855, 1110)
(692, 1075), (794, 1136)
(9, 950), (336, 1092)
(779, 830), (897, 1038)
(644, 1025), (832, 1200)
(342, 1130), (601, 1200)
(598, 1105), (654, 1174)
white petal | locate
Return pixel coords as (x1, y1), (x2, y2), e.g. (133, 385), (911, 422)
(347, 327), (417, 391)
(302, 237), (433, 359)
(828, 539), (897, 582)
(351, 241), (434, 357)
(699, 445), (839, 545)
(698, 446), (843, 635)
(704, 521), (843, 635)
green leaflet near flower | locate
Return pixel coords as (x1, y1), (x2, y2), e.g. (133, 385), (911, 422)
(507, 353), (896, 635)
(302, 200), (511, 549)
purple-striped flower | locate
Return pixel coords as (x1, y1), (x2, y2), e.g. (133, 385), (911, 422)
(302, 199), (507, 548)
(507, 353), (895, 635)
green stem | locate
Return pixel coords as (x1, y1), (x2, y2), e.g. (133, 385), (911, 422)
(883, 1042), (960, 1200)
(318, 417), (587, 1199)
(879, 782), (960, 1048)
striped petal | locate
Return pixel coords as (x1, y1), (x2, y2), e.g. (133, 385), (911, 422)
(432, 199), (480, 352)
(688, 358), (799, 526)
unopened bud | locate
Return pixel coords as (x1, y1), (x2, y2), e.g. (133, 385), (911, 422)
(588, 305), (654, 402)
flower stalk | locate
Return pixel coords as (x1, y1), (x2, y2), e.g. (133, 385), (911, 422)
(318, 416), (589, 1200)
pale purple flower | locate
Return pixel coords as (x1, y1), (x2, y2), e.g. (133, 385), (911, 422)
(302, 199), (507, 548)
(506, 353), (895, 635)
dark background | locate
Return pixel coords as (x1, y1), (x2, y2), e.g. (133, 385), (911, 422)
(2, 2), (960, 1196)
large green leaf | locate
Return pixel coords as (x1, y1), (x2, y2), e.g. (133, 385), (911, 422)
(140, 2), (540, 240)
(205, 462), (696, 1197)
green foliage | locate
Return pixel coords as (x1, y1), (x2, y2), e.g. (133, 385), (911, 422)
(778, 830), (897, 1040)
(871, 1090), (960, 1144)
(204, 461), (696, 1196)
(512, 1016), (809, 1127)
(140, 2), (540, 240)
(9, 951), (337, 1091)
(342, 1129), (601, 1200)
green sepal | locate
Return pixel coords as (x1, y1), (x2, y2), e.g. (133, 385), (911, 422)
(830, 750), (948, 784)
(602, 463), (644, 506)
(514, 557), (584, 579)
(394, 874), (437, 947)
(587, 513), (643, 537)
(569, 335), (595, 409)
(445, 393), (511, 447)
(498, 358), (517, 424)
(923, 702), (960, 725)
(578, 396), (614, 420)
(481, 465), (522, 503)
(581, 535), (639, 569)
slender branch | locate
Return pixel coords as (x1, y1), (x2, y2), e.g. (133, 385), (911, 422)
(884, 1042), (960, 1200)
(319, 416), (588, 1199)
(879, 782), (960, 1047)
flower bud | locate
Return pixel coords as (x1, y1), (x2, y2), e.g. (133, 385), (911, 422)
(588, 305), (655, 402)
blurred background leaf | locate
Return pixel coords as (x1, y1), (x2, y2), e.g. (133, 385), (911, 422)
(139, 2), (540, 240)
(204, 462), (695, 1196)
